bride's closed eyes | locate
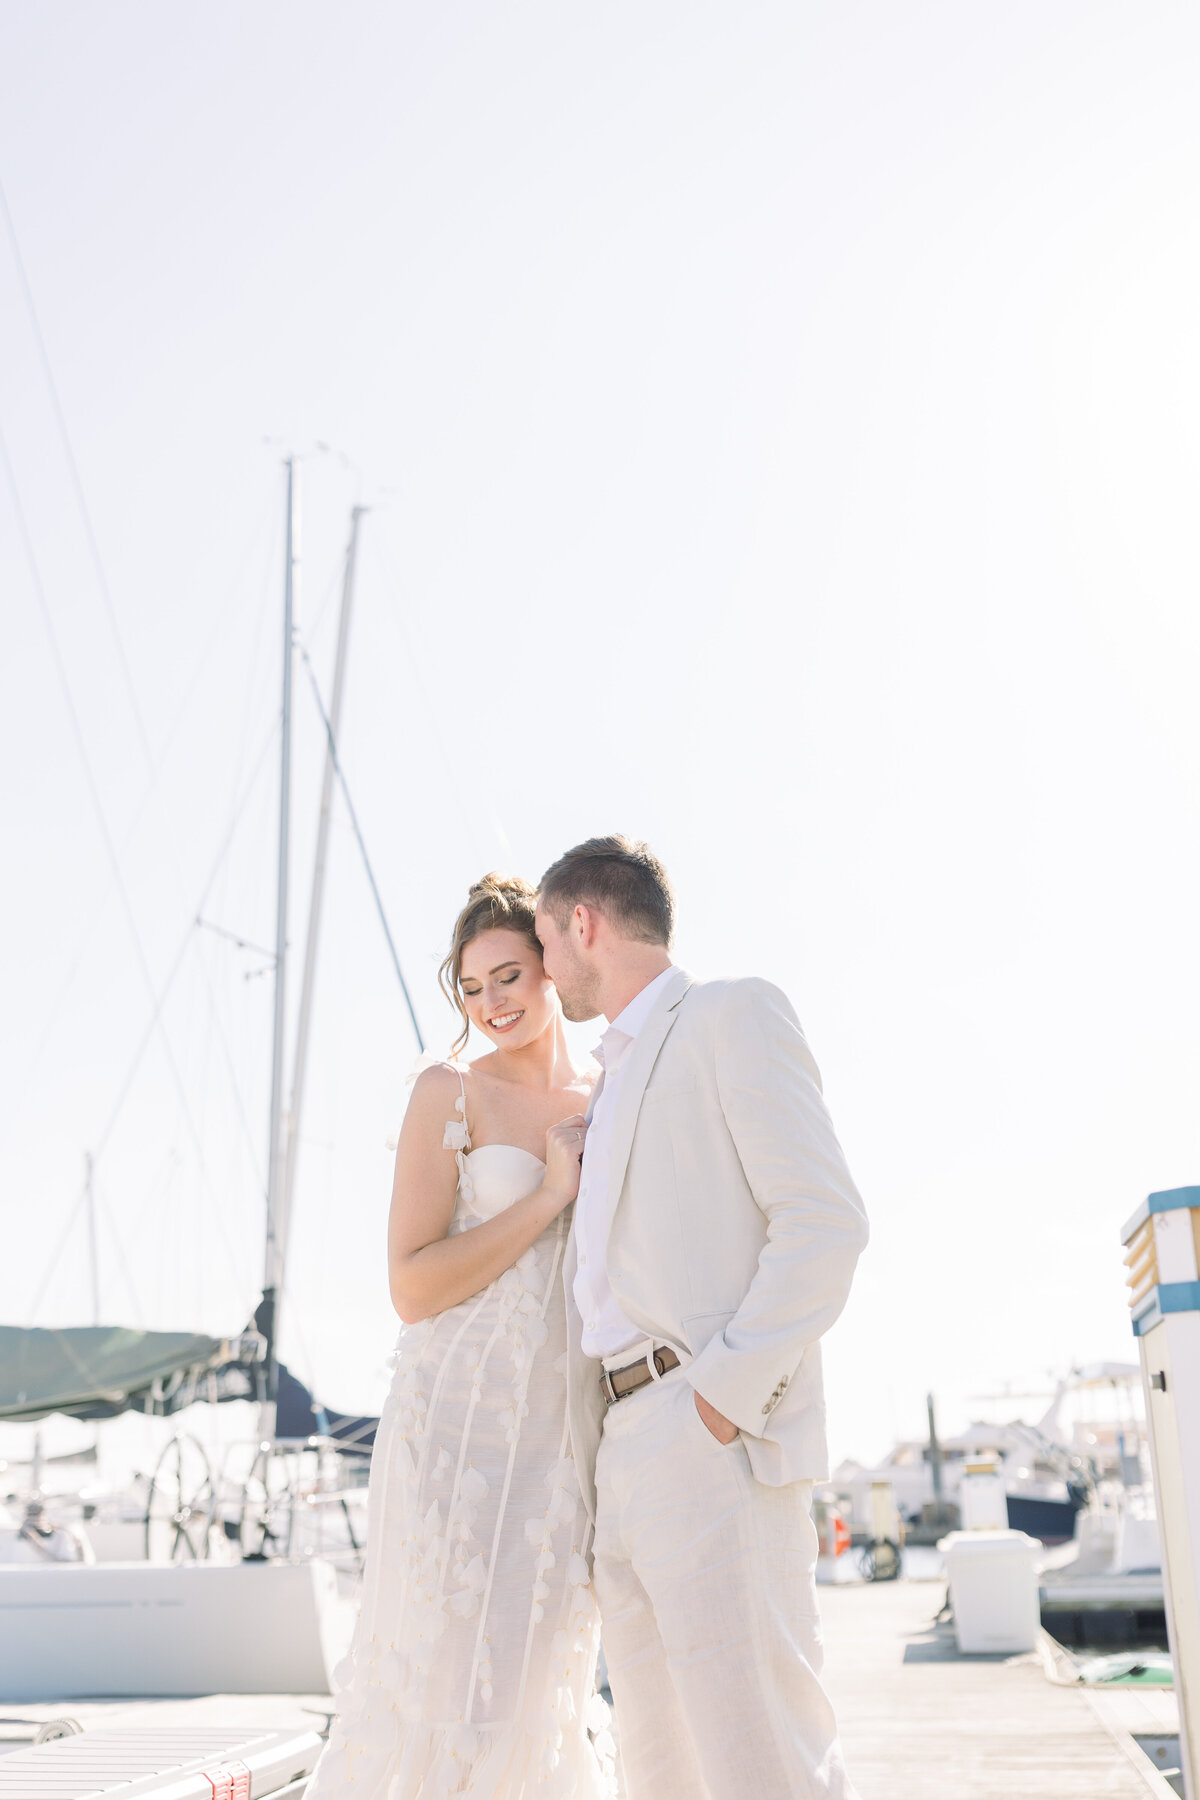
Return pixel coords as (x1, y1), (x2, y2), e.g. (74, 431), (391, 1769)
(461, 968), (521, 998)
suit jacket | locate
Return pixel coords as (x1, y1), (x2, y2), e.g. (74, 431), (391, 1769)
(564, 969), (869, 1521)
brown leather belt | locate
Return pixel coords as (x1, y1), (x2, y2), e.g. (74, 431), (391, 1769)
(601, 1345), (680, 1406)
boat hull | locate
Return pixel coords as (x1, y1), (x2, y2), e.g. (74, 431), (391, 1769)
(1006, 1492), (1082, 1545)
(0, 1559), (353, 1700)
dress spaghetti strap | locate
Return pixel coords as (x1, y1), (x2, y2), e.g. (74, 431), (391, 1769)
(452, 1064), (471, 1148)
(442, 1063), (474, 1204)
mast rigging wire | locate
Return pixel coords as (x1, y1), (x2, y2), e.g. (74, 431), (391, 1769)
(2, 507), (283, 1160)
(0, 168), (269, 1196)
(91, 719), (279, 1171)
(0, 173), (160, 786)
(26, 1181), (89, 1325)
(5, 421), (264, 1313)
(195, 916), (278, 963)
(0, 423), (211, 1166)
(297, 644), (425, 1052)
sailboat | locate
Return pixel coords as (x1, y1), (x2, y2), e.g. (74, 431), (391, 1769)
(0, 462), (421, 1697)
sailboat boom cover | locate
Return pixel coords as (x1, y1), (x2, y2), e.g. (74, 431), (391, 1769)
(0, 1325), (256, 1423)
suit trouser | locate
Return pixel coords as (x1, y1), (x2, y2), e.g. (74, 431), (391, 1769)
(593, 1370), (857, 1800)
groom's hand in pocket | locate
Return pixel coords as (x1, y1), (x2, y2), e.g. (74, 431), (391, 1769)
(694, 1389), (738, 1444)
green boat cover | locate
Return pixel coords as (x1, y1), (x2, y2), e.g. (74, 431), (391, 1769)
(0, 1325), (246, 1423)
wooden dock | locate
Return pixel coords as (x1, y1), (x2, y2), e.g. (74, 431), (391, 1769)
(819, 1576), (1178, 1799)
(1, 1579), (1181, 1798)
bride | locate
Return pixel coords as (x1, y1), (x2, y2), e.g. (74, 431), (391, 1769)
(307, 874), (614, 1799)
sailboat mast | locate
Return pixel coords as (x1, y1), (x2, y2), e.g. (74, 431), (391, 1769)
(260, 456), (298, 1436)
(279, 504), (366, 1280)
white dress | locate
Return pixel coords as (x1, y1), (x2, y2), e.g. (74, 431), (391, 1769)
(307, 1068), (615, 1800)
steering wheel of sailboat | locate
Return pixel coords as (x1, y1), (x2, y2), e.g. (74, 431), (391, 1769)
(143, 1433), (218, 1562)
(235, 1441), (298, 1561)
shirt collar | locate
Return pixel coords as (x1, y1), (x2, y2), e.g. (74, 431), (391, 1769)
(593, 965), (680, 1072)
(609, 964), (680, 1039)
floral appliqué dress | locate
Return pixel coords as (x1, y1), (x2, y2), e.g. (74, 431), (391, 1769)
(307, 1067), (615, 1800)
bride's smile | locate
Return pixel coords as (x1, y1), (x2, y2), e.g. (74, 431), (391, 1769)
(458, 930), (558, 1053)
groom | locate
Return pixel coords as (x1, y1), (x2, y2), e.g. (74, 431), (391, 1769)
(535, 836), (868, 1800)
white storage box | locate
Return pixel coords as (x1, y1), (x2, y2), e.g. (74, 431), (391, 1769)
(938, 1528), (1042, 1654)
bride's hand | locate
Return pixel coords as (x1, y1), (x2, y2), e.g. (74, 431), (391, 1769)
(543, 1115), (588, 1209)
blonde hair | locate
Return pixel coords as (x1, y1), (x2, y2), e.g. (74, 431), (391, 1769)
(438, 873), (542, 1054)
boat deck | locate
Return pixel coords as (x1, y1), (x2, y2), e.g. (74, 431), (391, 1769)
(820, 1575), (1178, 1798)
(0, 1691), (330, 1745)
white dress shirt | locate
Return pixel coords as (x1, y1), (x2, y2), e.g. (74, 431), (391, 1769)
(574, 965), (681, 1362)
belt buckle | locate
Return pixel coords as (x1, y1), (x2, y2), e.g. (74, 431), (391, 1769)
(602, 1366), (620, 1406)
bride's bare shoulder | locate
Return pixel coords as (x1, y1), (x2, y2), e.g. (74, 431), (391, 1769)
(407, 1060), (464, 1109)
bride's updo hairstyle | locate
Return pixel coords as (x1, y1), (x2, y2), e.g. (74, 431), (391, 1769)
(438, 873), (542, 1054)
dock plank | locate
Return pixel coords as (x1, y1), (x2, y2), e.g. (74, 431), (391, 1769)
(819, 1577), (1168, 1799)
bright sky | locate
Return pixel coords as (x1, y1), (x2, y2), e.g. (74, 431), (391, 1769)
(2, 1), (1199, 1475)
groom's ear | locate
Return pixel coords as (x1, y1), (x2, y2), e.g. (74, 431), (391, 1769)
(575, 903), (601, 949)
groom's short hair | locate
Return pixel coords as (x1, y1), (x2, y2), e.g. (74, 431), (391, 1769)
(539, 835), (674, 946)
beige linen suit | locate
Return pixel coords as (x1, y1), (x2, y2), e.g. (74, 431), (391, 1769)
(565, 969), (868, 1800)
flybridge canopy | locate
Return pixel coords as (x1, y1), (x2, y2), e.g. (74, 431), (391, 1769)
(0, 1324), (258, 1423)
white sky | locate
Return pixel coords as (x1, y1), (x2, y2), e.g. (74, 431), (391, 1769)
(2, 1), (1199, 1473)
